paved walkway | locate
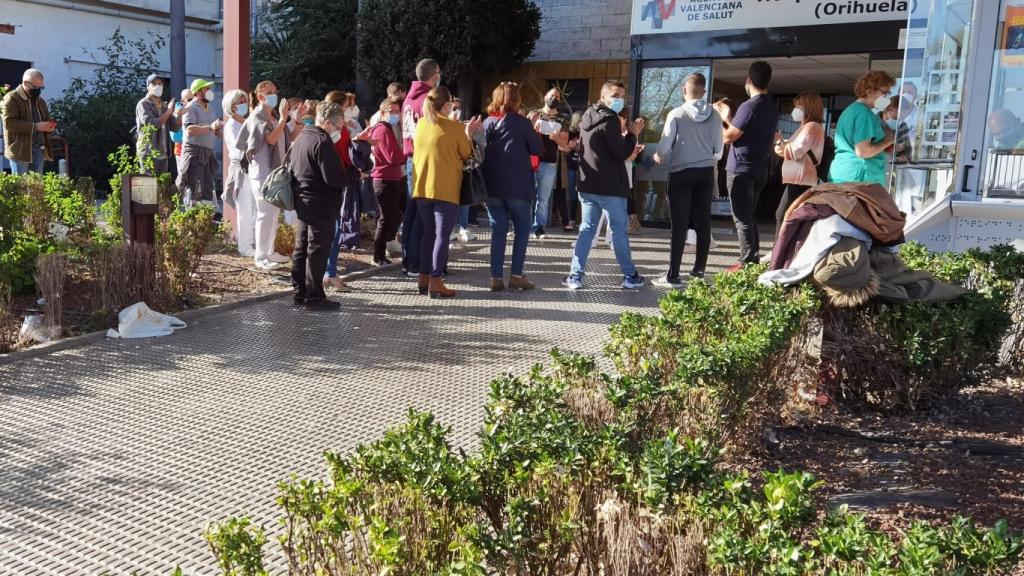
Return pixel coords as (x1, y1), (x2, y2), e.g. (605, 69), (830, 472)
(0, 223), (744, 574)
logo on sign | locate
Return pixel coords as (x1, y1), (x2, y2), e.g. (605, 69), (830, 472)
(640, 0), (678, 29)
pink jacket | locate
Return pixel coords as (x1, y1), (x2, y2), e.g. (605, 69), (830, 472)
(780, 122), (825, 187)
(371, 121), (403, 180)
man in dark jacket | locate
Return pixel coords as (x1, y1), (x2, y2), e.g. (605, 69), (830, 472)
(563, 80), (646, 290)
(290, 101), (347, 310)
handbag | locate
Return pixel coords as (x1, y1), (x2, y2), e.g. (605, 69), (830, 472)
(459, 147), (487, 206)
(261, 146), (294, 211)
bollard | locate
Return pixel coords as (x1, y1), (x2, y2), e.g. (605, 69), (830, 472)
(121, 175), (159, 245)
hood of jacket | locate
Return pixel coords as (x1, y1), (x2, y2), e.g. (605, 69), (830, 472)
(579, 104), (619, 132)
(682, 99), (713, 122)
(405, 81), (433, 105)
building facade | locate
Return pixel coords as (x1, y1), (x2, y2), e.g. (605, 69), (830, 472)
(0, 0), (223, 97)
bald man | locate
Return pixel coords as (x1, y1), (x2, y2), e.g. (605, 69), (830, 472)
(988, 109), (1024, 149)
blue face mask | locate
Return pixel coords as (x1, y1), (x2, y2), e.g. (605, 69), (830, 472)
(235, 103), (249, 117)
(302, 118), (315, 126)
(387, 114), (400, 126)
(608, 97), (625, 114)
(264, 94), (278, 108)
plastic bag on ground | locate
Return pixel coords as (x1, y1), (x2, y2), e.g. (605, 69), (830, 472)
(108, 302), (187, 339)
(19, 315), (58, 345)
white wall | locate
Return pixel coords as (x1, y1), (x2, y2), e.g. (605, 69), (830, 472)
(0, 0), (224, 98)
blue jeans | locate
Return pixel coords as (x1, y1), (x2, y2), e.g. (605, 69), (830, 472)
(571, 193), (637, 278)
(486, 197), (532, 278)
(402, 156), (422, 272)
(10, 146), (45, 175)
(533, 162), (557, 232)
(417, 199), (458, 278)
(326, 218), (342, 278)
(458, 205), (470, 229)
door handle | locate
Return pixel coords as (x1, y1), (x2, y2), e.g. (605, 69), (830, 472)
(961, 164), (974, 193)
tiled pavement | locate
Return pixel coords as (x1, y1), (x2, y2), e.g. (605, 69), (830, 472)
(0, 222), (750, 575)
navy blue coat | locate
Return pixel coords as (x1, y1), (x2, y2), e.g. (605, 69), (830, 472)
(481, 113), (544, 200)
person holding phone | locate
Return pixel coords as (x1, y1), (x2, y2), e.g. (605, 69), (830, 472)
(135, 73), (179, 175)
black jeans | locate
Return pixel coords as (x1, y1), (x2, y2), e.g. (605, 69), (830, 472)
(727, 169), (768, 264)
(292, 217), (334, 301)
(667, 167), (715, 278)
(775, 183), (811, 238)
(416, 199), (458, 278)
(373, 179), (403, 262)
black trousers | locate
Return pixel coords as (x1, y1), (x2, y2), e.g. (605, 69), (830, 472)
(667, 167), (715, 278)
(292, 217), (334, 301)
(775, 183), (811, 238)
(727, 169), (768, 264)
(373, 179), (403, 262)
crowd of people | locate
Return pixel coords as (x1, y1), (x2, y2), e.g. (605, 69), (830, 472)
(7, 60), (1023, 309)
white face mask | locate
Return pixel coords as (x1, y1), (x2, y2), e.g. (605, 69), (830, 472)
(264, 93), (278, 108)
(873, 95), (892, 112)
(450, 108), (462, 121)
(235, 103), (249, 117)
(205, 90), (215, 102)
(345, 106), (360, 121)
(330, 130), (342, 143)
(791, 107), (804, 123)
(150, 84), (164, 98)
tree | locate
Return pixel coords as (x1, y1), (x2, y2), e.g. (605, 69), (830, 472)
(49, 29), (164, 186)
(251, 0), (358, 98)
(357, 0), (541, 106)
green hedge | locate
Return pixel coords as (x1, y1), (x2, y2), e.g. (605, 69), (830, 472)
(196, 253), (1023, 576)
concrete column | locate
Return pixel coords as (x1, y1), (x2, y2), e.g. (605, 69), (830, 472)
(170, 0), (186, 97)
(222, 0), (251, 240)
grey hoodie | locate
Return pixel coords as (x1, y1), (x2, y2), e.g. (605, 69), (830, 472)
(655, 99), (723, 173)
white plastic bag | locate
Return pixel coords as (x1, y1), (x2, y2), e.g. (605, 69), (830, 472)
(108, 302), (187, 339)
(18, 315), (57, 345)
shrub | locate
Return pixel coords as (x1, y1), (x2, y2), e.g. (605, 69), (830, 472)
(157, 204), (217, 299)
(0, 174), (27, 255)
(274, 220), (295, 258)
(0, 235), (46, 294)
(88, 242), (168, 328)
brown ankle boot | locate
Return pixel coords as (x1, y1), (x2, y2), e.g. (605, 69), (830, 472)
(417, 273), (430, 295)
(508, 275), (535, 291)
(428, 277), (456, 299)
(490, 278), (506, 291)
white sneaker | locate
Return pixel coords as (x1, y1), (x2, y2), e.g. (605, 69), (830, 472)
(268, 252), (290, 263)
(254, 258), (283, 271)
(759, 254), (772, 264)
(458, 228), (477, 242)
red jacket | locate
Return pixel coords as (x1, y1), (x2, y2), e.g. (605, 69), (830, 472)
(371, 121), (403, 180)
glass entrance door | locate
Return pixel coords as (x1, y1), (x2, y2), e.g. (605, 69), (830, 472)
(980, 0), (1024, 199)
(633, 60), (712, 225)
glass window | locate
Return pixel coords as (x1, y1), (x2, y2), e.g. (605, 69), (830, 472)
(981, 0), (1024, 199)
(892, 0), (975, 217)
(634, 63), (712, 224)
(545, 79), (590, 117)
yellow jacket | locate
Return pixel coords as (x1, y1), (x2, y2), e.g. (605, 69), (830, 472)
(412, 116), (471, 205)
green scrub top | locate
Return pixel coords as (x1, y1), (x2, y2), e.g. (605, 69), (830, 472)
(829, 101), (888, 186)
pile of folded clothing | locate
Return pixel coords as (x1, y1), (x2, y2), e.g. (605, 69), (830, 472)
(758, 183), (967, 307)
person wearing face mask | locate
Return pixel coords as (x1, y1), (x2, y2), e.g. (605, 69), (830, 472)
(828, 70), (896, 187)
(713, 61), (778, 268)
(412, 86), (483, 298)
(882, 97), (913, 164)
(322, 90), (369, 289)
(2, 68), (56, 175)
(134, 74), (179, 175)
(370, 98), (406, 266)
(288, 101), (348, 310)
(400, 58), (443, 278)
(562, 80), (646, 291)
(171, 88), (192, 172)
(772, 91), (826, 237)
(237, 80), (294, 270)
(531, 88), (569, 240)
(178, 78), (223, 208)
(222, 89), (255, 257)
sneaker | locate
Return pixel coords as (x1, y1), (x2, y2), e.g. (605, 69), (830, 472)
(533, 228), (546, 240)
(268, 252), (291, 263)
(401, 268), (419, 277)
(652, 275), (684, 289)
(457, 228), (477, 242)
(561, 274), (584, 290)
(622, 272), (646, 289)
(373, 258), (393, 267)
(690, 270), (706, 281)
(254, 258), (283, 271)
(759, 254), (772, 264)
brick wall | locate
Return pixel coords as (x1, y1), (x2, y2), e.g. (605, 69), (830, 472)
(529, 0), (632, 62)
